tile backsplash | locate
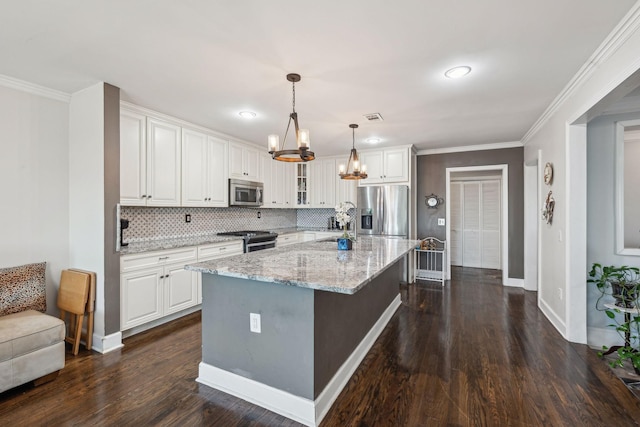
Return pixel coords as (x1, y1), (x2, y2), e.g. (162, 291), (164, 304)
(120, 206), (340, 242)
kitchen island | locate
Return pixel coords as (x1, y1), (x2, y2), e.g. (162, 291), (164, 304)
(186, 236), (418, 427)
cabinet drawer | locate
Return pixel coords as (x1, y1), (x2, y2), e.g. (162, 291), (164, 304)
(198, 240), (244, 260)
(121, 247), (197, 273)
(277, 233), (299, 246)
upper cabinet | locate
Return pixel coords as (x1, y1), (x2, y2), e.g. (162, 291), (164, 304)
(120, 111), (181, 206)
(229, 142), (261, 181)
(359, 147), (409, 185)
(182, 129), (228, 207)
(295, 163), (311, 208)
(310, 159), (337, 208)
(262, 155), (293, 208)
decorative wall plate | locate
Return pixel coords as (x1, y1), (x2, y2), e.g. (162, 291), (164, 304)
(544, 162), (554, 185)
(425, 194), (444, 208)
(542, 190), (555, 224)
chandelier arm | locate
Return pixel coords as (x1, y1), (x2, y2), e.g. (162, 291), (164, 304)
(281, 114), (294, 151)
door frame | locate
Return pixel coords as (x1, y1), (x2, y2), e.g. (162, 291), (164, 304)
(446, 164), (511, 286)
(524, 151), (541, 292)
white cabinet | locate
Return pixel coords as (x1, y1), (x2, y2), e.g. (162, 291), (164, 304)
(310, 159), (337, 208)
(360, 147), (409, 184)
(182, 129), (228, 207)
(276, 233), (299, 247)
(120, 110), (147, 206)
(196, 240), (244, 303)
(120, 111), (182, 206)
(229, 142), (260, 181)
(120, 247), (198, 330)
(262, 157), (293, 208)
(337, 177), (357, 206)
(295, 163), (311, 208)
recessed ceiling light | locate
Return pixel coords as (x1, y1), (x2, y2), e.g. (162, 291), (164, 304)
(238, 111), (256, 119)
(366, 137), (381, 144)
(444, 66), (472, 79)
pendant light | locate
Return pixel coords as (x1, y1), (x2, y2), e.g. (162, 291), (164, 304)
(338, 124), (367, 180)
(267, 73), (315, 162)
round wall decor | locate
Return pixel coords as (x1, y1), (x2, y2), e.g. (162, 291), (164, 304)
(544, 162), (554, 185)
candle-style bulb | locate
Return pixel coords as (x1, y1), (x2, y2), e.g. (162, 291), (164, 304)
(268, 135), (279, 152)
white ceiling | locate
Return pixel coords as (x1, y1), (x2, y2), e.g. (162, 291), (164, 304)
(0, 1), (637, 156)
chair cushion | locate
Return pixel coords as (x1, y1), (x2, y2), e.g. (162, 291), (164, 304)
(0, 310), (65, 363)
(0, 262), (46, 316)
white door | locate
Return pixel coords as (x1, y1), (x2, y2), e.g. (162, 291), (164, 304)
(207, 136), (228, 206)
(146, 118), (181, 206)
(450, 182), (463, 265)
(181, 128), (208, 206)
(451, 180), (501, 269)
(121, 267), (163, 329)
(120, 110), (147, 206)
(164, 264), (197, 315)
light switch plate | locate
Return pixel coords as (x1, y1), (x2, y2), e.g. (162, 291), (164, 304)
(250, 313), (261, 333)
(438, 218), (445, 226)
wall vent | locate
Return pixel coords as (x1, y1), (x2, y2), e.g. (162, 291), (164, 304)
(363, 112), (384, 122)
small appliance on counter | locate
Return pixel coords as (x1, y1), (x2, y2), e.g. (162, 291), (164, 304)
(120, 218), (130, 247)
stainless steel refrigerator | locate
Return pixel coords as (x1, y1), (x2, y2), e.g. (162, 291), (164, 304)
(357, 185), (409, 238)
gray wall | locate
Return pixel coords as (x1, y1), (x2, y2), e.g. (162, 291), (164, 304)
(416, 147), (524, 279)
(104, 83), (120, 335)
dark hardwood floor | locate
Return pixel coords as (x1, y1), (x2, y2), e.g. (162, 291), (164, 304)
(2, 267), (639, 426)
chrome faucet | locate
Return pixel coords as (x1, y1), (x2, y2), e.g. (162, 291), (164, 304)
(344, 201), (357, 241)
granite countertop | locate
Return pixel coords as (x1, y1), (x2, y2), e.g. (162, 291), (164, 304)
(119, 234), (243, 255)
(120, 228), (343, 255)
(186, 236), (419, 295)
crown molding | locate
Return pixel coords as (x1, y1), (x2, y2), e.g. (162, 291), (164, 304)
(521, 3), (640, 145)
(416, 141), (523, 156)
(0, 74), (70, 102)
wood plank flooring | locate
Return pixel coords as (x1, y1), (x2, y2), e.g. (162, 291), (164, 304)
(1, 267), (639, 426)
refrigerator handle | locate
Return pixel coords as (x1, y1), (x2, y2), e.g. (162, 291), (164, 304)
(377, 187), (384, 234)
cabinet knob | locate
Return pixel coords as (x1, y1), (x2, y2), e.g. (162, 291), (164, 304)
(147, 195), (152, 198)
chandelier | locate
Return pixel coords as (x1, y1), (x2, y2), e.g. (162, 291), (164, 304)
(338, 124), (367, 180)
(267, 73), (315, 162)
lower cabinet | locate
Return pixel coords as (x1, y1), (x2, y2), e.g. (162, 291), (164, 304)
(120, 247), (198, 331)
(196, 240), (244, 303)
(276, 233), (299, 247)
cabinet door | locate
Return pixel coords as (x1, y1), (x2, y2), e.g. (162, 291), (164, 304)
(295, 163), (310, 208)
(120, 110), (147, 205)
(228, 143), (246, 179)
(207, 136), (228, 206)
(147, 118), (181, 206)
(121, 267), (163, 330)
(360, 151), (384, 184)
(383, 148), (409, 182)
(273, 161), (292, 207)
(181, 129), (208, 206)
(244, 147), (261, 181)
(322, 159), (337, 207)
(337, 177), (357, 206)
(164, 263), (198, 315)
(261, 154), (275, 207)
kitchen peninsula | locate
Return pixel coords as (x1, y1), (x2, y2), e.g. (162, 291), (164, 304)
(186, 236), (418, 427)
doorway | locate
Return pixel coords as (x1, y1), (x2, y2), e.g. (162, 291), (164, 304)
(445, 165), (510, 286)
(450, 176), (502, 269)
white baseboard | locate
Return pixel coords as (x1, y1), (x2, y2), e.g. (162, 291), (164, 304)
(197, 294), (402, 427)
(539, 297), (566, 338)
(92, 331), (123, 354)
(503, 277), (524, 288)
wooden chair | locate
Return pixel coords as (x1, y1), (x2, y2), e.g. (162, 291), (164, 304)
(57, 269), (96, 355)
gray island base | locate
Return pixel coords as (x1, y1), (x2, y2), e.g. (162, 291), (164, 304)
(186, 236), (418, 426)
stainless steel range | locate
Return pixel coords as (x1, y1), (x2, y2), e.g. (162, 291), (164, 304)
(217, 230), (278, 253)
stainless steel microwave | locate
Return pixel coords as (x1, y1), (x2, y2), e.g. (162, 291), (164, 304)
(229, 179), (263, 207)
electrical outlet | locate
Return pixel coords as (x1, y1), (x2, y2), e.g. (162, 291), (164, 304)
(250, 313), (261, 333)
(437, 218), (445, 226)
(185, 214), (191, 223)
(257, 211), (261, 219)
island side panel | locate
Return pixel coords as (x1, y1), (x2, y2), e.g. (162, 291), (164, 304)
(201, 274), (315, 400)
(313, 259), (402, 397)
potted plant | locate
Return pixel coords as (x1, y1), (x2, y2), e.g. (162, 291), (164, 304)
(588, 263), (640, 373)
(335, 202), (355, 250)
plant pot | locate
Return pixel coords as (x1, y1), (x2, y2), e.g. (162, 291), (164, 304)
(337, 238), (352, 251)
(611, 281), (639, 308)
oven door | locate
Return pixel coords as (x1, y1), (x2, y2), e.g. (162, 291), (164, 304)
(245, 240), (276, 252)
(229, 179), (263, 207)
